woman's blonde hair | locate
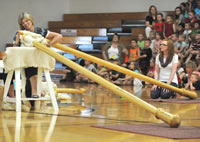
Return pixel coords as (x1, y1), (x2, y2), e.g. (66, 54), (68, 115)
(18, 12), (34, 30)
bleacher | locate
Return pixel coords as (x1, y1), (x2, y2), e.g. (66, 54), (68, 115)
(49, 11), (173, 57)
(48, 11), (174, 73)
(5, 11), (173, 75)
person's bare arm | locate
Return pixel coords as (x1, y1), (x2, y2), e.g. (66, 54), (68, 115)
(167, 63), (178, 85)
(47, 31), (63, 45)
(189, 82), (196, 91)
(102, 50), (108, 61)
(173, 23), (176, 33)
(152, 64), (160, 90)
(13, 32), (20, 46)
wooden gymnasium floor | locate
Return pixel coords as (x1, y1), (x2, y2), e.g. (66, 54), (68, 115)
(0, 81), (200, 142)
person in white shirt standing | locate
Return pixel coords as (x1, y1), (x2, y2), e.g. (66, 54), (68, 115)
(151, 39), (179, 99)
(102, 33), (128, 65)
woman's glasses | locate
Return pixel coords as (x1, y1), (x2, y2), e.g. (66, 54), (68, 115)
(160, 43), (167, 46)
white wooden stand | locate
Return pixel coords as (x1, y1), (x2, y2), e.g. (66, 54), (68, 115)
(3, 67), (59, 112)
(2, 47), (58, 112)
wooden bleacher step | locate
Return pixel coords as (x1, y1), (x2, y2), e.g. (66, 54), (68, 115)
(61, 28), (107, 36)
(61, 36), (92, 44)
(48, 20), (121, 30)
(121, 20), (146, 28)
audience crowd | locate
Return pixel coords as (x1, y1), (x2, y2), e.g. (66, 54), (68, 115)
(60, 0), (200, 98)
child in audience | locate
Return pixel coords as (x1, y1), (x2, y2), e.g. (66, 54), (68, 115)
(60, 66), (76, 83)
(185, 33), (200, 63)
(113, 61), (140, 85)
(185, 10), (199, 24)
(145, 20), (152, 39)
(152, 32), (162, 58)
(175, 34), (188, 60)
(187, 0), (196, 11)
(185, 72), (200, 90)
(128, 39), (140, 62)
(153, 13), (165, 38)
(109, 60), (121, 83)
(149, 31), (156, 49)
(183, 22), (192, 43)
(191, 21), (200, 35)
(137, 34), (145, 49)
(75, 56), (85, 66)
(145, 58), (155, 87)
(183, 61), (197, 87)
(176, 60), (186, 88)
(125, 61), (141, 85)
(180, 2), (189, 18)
(139, 39), (152, 75)
(195, 0), (200, 20)
(75, 60), (96, 83)
(176, 23), (185, 36)
(147, 58), (155, 78)
(171, 34), (179, 49)
(163, 15), (176, 39)
(96, 64), (108, 80)
(175, 7), (185, 29)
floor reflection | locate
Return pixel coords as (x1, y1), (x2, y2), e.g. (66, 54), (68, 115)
(1, 82), (200, 142)
(1, 110), (58, 142)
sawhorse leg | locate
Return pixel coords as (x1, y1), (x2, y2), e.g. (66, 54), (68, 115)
(44, 69), (59, 112)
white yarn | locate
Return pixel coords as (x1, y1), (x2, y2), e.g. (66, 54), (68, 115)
(19, 30), (48, 47)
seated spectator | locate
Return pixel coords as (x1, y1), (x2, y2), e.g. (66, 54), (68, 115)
(176, 59), (186, 88)
(60, 66), (76, 83)
(137, 34), (145, 50)
(185, 33), (200, 63)
(175, 7), (185, 29)
(163, 15), (176, 39)
(75, 56), (85, 67)
(175, 34), (188, 60)
(102, 33), (128, 65)
(149, 31), (156, 49)
(147, 58), (155, 78)
(112, 64), (128, 85)
(112, 61), (140, 86)
(145, 20), (153, 39)
(176, 23), (185, 36)
(96, 64), (109, 80)
(128, 39), (140, 62)
(183, 61), (197, 87)
(152, 32), (162, 58)
(139, 39), (152, 75)
(185, 10), (199, 24)
(187, 0), (197, 10)
(183, 22), (192, 43)
(185, 72), (200, 91)
(75, 60), (96, 83)
(125, 61), (141, 86)
(180, 2), (189, 18)
(191, 21), (200, 35)
(109, 60), (121, 83)
(60, 55), (84, 83)
(153, 13), (165, 38)
(194, 0), (200, 20)
(151, 40), (178, 99)
(170, 34), (179, 49)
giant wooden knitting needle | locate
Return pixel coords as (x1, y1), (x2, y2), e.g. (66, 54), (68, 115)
(55, 88), (86, 94)
(33, 41), (181, 128)
(51, 43), (198, 99)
